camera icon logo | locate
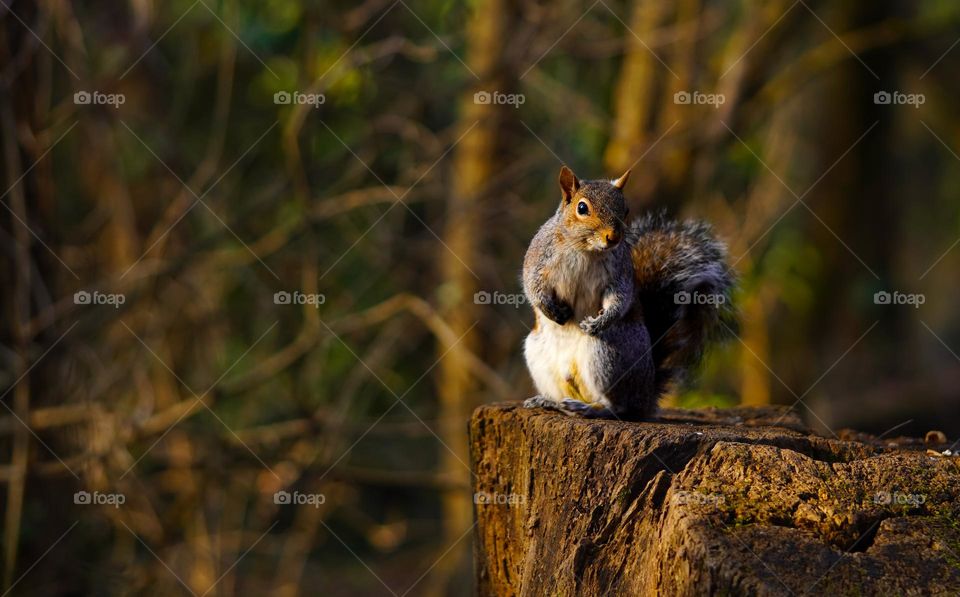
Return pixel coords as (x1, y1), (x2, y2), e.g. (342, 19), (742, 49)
(473, 491), (491, 504)
(74, 91), (91, 105)
(474, 291), (491, 305)
(674, 91), (691, 105)
(874, 91), (891, 105)
(74, 491), (92, 504)
(274, 291), (291, 305)
(274, 91), (291, 105)
(74, 290), (91, 305)
(874, 491), (892, 505)
(874, 291), (891, 305)
(474, 91), (491, 105)
(274, 490), (291, 504)
(674, 291), (691, 305)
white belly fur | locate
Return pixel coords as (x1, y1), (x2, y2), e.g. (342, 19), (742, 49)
(524, 317), (611, 407)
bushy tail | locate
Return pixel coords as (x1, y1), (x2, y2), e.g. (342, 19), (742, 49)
(628, 211), (736, 396)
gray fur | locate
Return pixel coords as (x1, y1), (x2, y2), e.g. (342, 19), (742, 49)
(522, 177), (735, 420)
(629, 212), (737, 394)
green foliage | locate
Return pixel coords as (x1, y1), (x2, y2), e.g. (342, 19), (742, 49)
(675, 391), (739, 409)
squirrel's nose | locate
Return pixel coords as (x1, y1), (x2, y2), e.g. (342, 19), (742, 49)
(605, 230), (621, 246)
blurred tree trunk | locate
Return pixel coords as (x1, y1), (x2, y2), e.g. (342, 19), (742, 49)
(0, 16), (34, 586)
(433, 0), (508, 593)
(1, 76), (30, 595)
(800, 1), (882, 419)
(655, 0), (699, 203)
(740, 286), (773, 406)
(604, 0), (671, 205)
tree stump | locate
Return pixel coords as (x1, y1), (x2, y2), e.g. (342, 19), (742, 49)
(469, 403), (960, 596)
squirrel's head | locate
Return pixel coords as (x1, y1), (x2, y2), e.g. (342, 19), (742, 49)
(557, 165), (630, 253)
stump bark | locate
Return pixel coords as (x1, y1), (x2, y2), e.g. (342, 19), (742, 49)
(469, 403), (960, 596)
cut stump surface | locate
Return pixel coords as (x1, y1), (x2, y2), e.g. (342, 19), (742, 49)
(470, 403), (960, 596)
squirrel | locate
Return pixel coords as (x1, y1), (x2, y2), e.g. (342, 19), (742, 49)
(521, 165), (735, 420)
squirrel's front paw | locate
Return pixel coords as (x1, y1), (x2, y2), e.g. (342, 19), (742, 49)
(579, 314), (610, 336)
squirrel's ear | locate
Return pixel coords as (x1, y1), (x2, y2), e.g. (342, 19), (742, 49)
(559, 166), (580, 203)
(612, 169), (631, 190)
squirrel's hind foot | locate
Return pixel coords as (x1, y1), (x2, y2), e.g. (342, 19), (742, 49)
(558, 398), (617, 419)
(523, 396), (618, 420)
(523, 395), (560, 410)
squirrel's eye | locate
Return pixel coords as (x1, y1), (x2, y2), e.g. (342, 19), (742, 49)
(577, 201), (589, 216)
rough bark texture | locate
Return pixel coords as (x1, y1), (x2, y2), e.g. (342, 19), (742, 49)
(470, 403), (960, 596)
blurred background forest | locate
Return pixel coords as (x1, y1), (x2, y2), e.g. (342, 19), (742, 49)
(1, 0), (960, 594)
